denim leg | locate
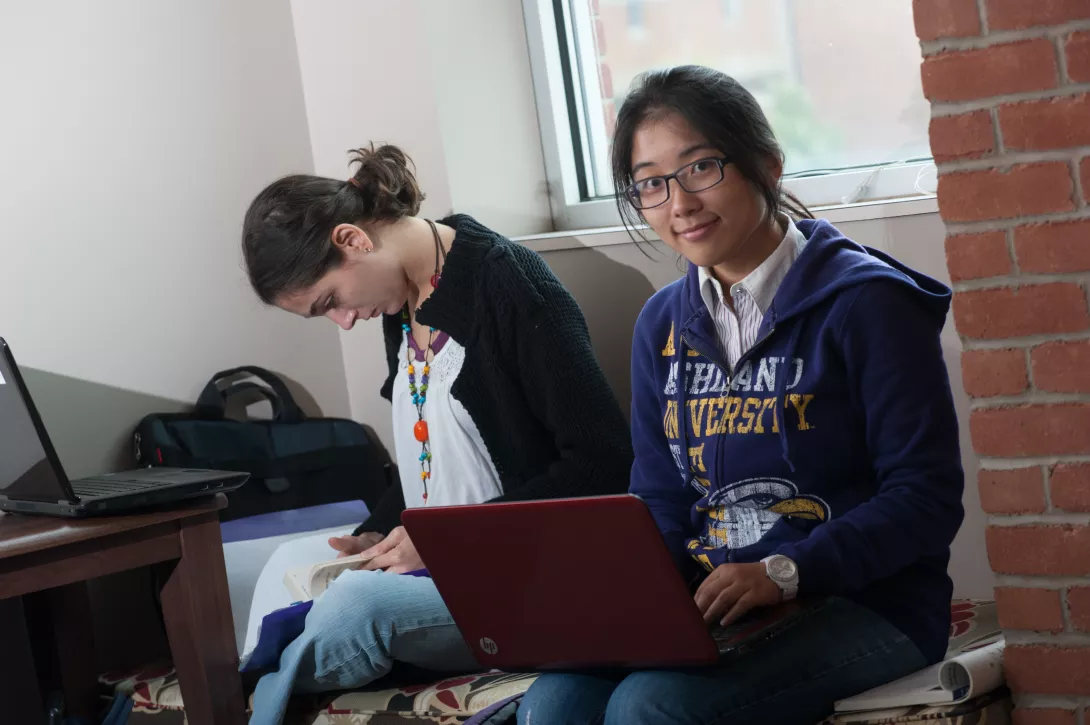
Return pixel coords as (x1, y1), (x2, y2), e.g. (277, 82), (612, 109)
(517, 672), (624, 725)
(516, 598), (928, 725)
(603, 598), (928, 725)
(249, 569), (478, 725)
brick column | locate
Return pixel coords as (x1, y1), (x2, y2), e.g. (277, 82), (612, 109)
(913, 1), (1090, 721)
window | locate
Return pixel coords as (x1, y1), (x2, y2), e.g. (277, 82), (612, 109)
(523, 0), (938, 231)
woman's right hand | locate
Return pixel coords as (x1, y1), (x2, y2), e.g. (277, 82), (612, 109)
(328, 531), (385, 558)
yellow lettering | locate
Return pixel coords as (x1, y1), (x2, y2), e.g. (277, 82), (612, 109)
(661, 322), (675, 357)
(704, 398), (723, 436)
(688, 398), (708, 435)
(688, 444), (706, 473)
(720, 396), (742, 434)
(736, 397), (760, 434)
(760, 397), (779, 433)
(789, 394), (816, 431)
(687, 348), (701, 357)
(663, 400), (679, 438)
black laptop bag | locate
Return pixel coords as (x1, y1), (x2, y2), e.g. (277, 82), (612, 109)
(133, 366), (390, 521)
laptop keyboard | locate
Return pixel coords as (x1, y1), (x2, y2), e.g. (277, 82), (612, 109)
(70, 478), (166, 499)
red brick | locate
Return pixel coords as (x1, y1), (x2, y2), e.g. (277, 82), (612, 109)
(914, 0), (982, 42)
(988, 0), (1090, 31)
(1068, 32), (1090, 84)
(937, 163), (1074, 223)
(603, 100), (617, 138)
(1014, 708), (1079, 725)
(1000, 95), (1090, 152)
(979, 467), (1045, 514)
(1052, 463), (1090, 512)
(930, 111), (995, 162)
(599, 62), (614, 99)
(1069, 587), (1090, 632)
(945, 231), (1011, 281)
(962, 348), (1027, 397)
(1006, 645), (1090, 695)
(987, 525), (1090, 576)
(971, 404), (1090, 457)
(996, 587), (1065, 631)
(952, 284), (1089, 339)
(1033, 341), (1090, 393)
(921, 39), (1058, 102)
(1016, 220), (1090, 274)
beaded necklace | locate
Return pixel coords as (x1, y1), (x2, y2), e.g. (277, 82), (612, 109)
(402, 220), (446, 504)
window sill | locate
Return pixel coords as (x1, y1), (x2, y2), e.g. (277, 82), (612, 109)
(514, 196), (939, 254)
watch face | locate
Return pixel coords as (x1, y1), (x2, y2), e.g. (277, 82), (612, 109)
(768, 556), (797, 582)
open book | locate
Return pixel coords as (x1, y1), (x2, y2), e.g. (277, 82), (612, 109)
(834, 639), (1004, 714)
(283, 554), (373, 602)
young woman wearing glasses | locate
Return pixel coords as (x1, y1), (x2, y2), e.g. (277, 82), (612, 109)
(517, 65), (965, 725)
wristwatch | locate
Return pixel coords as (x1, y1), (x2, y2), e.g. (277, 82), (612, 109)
(761, 554), (799, 601)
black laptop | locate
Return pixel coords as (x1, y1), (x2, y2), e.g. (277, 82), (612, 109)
(0, 337), (249, 517)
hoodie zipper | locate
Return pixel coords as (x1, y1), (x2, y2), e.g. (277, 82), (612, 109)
(681, 325), (777, 387)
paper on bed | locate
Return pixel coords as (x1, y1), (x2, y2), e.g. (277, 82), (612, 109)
(834, 639), (1005, 713)
(282, 553), (372, 601)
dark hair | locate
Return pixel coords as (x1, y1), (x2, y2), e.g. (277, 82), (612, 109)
(610, 65), (812, 237)
(242, 143), (425, 304)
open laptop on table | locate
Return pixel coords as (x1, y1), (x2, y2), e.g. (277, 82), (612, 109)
(402, 494), (825, 671)
(0, 337), (249, 517)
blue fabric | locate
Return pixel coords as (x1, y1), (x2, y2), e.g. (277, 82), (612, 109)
(220, 501), (370, 543)
(248, 568), (477, 725)
(517, 597), (927, 725)
(628, 219), (964, 664)
(240, 601), (313, 673)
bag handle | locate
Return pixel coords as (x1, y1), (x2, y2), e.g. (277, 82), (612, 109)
(218, 381), (286, 420)
(196, 366), (305, 422)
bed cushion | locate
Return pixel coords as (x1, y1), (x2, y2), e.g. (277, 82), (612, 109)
(99, 599), (1001, 724)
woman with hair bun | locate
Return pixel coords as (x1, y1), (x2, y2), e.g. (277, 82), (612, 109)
(241, 144), (632, 725)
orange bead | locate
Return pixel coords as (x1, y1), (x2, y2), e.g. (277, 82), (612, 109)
(413, 420), (429, 442)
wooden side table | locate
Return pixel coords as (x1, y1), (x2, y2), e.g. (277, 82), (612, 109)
(0, 494), (245, 724)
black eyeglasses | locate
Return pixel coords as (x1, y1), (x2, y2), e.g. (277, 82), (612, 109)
(624, 157), (731, 210)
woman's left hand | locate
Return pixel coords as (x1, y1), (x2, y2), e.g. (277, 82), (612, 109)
(694, 562), (783, 626)
(360, 526), (425, 574)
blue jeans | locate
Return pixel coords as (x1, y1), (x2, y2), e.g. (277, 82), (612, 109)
(517, 598), (927, 725)
(249, 569), (478, 725)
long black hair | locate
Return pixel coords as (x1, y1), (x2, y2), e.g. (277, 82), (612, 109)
(611, 65), (812, 237)
(242, 144), (424, 304)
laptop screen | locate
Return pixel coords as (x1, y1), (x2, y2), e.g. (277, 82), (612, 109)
(0, 345), (69, 502)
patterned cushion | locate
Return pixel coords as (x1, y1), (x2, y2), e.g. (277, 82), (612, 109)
(98, 600), (1002, 725)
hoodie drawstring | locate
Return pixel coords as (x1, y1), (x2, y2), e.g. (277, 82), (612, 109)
(775, 320), (806, 472)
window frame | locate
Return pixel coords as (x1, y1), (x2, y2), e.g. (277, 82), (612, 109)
(522, 0), (938, 233)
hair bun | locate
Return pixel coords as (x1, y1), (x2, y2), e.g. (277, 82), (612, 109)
(347, 143), (425, 221)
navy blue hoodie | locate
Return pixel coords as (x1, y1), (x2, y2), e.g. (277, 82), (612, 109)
(630, 219), (964, 664)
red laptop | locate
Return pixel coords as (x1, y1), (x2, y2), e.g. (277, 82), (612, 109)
(401, 494), (822, 671)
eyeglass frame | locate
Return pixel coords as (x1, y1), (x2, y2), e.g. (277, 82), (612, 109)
(623, 156), (732, 210)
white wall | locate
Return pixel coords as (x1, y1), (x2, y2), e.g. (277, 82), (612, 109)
(0, 1), (351, 416)
(289, 0), (553, 448)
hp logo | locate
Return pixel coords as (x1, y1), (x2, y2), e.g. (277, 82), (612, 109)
(479, 637), (499, 656)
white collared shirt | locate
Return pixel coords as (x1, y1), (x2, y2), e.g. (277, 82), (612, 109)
(697, 217), (807, 369)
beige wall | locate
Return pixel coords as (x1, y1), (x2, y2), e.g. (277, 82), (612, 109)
(0, 0), (351, 418)
(288, 0), (553, 449)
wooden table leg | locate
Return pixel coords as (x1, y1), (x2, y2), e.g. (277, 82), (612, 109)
(158, 513), (246, 725)
(0, 595), (45, 724)
(24, 583), (99, 720)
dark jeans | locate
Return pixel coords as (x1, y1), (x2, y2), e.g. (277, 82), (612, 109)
(517, 597), (927, 725)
